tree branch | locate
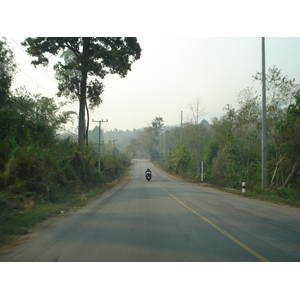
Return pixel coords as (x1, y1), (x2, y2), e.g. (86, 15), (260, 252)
(270, 153), (287, 188)
(282, 155), (300, 188)
(66, 42), (81, 57)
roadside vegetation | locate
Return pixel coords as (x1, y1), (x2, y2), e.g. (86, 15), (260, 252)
(1, 37), (299, 251)
(127, 68), (300, 207)
(0, 38), (134, 250)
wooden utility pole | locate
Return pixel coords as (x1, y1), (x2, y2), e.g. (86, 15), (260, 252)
(112, 139), (118, 164)
(92, 119), (108, 171)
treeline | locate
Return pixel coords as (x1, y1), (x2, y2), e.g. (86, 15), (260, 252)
(88, 126), (142, 155)
(0, 38), (130, 221)
(130, 67), (300, 201)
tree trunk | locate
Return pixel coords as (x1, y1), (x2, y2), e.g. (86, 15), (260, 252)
(85, 100), (89, 147)
(78, 70), (87, 151)
(270, 154), (287, 188)
(78, 38), (90, 151)
(282, 155), (300, 188)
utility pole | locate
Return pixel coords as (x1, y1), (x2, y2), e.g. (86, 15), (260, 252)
(180, 111), (183, 144)
(261, 37), (267, 188)
(112, 139), (118, 150)
(92, 119), (108, 171)
(163, 131), (166, 159)
(112, 139), (118, 163)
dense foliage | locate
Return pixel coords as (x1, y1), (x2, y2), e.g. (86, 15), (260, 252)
(1, 36), (300, 245)
(128, 67), (300, 201)
(0, 39), (131, 240)
(21, 37), (142, 151)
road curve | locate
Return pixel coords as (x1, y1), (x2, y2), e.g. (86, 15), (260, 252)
(1, 159), (299, 262)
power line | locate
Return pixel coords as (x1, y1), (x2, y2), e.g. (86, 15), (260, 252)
(9, 38), (69, 106)
(16, 67), (55, 96)
(9, 38), (114, 136)
(10, 37), (57, 85)
(13, 65), (78, 116)
(12, 58), (77, 114)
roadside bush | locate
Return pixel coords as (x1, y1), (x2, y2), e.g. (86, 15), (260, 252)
(274, 187), (298, 199)
(0, 136), (132, 234)
(252, 185), (272, 196)
(0, 141), (106, 208)
(65, 144), (108, 187)
(168, 141), (193, 174)
(2, 147), (42, 186)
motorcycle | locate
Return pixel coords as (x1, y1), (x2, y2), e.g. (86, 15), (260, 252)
(145, 171), (152, 181)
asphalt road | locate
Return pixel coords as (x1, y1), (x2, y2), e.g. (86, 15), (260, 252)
(1, 159), (300, 262)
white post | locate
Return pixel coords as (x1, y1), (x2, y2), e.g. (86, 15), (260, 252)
(201, 161), (204, 182)
(242, 182), (246, 193)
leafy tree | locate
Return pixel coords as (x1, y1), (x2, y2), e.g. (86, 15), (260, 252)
(0, 87), (75, 170)
(234, 87), (261, 183)
(168, 141), (192, 174)
(208, 108), (241, 187)
(277, 90), (300, 187)
(181, 99), (208, 170)
(183, 122), (210, 171)
(137, 117), (164, 160)
(254, 67), (300, 187)
(125, 138), (142, 158)
(151, 117), (164, 135)
(152, 116), (164, 155)
(254, 68), (300, 160)
(21, 37), (142, 151)
(0, 38), (17, 107)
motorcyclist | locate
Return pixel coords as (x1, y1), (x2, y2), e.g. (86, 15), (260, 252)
(145, 168), (152, 179)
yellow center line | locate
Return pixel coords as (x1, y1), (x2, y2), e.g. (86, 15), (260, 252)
(156, 183), (270, 262)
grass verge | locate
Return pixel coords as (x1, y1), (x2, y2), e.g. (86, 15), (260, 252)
(156, 165), (300, 208)
(0, 167), (131, 254)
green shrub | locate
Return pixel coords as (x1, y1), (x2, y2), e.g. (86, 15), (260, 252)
(0, 138), (130, 219)
(274, 187), (298, 199)
(252, 185), (272, 196)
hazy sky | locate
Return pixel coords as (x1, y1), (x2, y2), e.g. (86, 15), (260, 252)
(9, 37), (300, 132)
